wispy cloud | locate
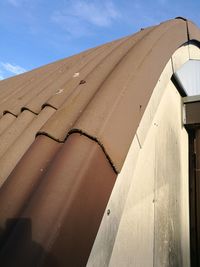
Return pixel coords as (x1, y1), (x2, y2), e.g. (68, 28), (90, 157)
(1, 62), (26, 75)
(0, 62), (26, 78)
(52, 0), (121, 37)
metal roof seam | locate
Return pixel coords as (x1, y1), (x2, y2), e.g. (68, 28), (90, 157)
(2, 111), (17, 118)
(41, 103), (57, 111)
(67, 129), (118, 174)
(36, 131), (64, 143)
(186, 20), (190, 42)
(20, 107), (39, 116)
(36, 128), (118, 173)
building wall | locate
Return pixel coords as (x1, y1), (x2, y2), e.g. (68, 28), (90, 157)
(109, 81), (189, 267)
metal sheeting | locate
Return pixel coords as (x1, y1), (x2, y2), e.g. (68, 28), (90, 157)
(0, 134), (116, 267)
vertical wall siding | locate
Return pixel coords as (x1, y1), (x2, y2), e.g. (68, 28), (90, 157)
(108, 81), (189, 267)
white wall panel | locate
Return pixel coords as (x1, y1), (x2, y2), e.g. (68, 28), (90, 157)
(109, 82), (189, 267)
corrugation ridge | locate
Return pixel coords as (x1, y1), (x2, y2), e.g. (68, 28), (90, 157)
(21, 107), (39, 115)
(0, 51), (90, 116)
(24, 40), (118, 113)
(41, 103), (58, 111)
(0, 106), (56, 185)
(36, 131), (63, 143)
(38, 26), (156, 141)
(0, 110), (35, 159)
(21, 105), (57, 115)
(2, 111), (17, 117)
(0, 136), (62, 249)
(0, 113), (16, 136)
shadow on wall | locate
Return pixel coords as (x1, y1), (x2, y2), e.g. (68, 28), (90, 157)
(0, 218), (58, 267)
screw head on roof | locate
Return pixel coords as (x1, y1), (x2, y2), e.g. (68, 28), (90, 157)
(107, 209), (110, 215)
(79, 80), (86, 85)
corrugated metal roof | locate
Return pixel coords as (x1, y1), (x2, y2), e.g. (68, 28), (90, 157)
(0, 18), (199, 266)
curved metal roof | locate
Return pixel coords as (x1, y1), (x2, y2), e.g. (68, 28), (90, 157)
(0, 18), (199, 266)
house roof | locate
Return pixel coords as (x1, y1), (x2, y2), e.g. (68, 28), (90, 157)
(0, 18), (199, 266)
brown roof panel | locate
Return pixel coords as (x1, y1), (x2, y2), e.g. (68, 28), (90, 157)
(0, 135), (61, 237)
(187, 20), (200, 42)
(0, 111), (35, 158)
(0, 133), (116, 267)
(0, 113), (16, 135)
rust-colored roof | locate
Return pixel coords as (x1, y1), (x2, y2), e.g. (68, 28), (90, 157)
(0, 18), (200, 266)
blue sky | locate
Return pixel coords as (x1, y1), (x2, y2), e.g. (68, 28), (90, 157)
(0, 0), (200, 80)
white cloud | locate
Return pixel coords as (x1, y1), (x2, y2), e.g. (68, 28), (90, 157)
(0, 62), (26, 77)
(52, 0), (121, 37)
